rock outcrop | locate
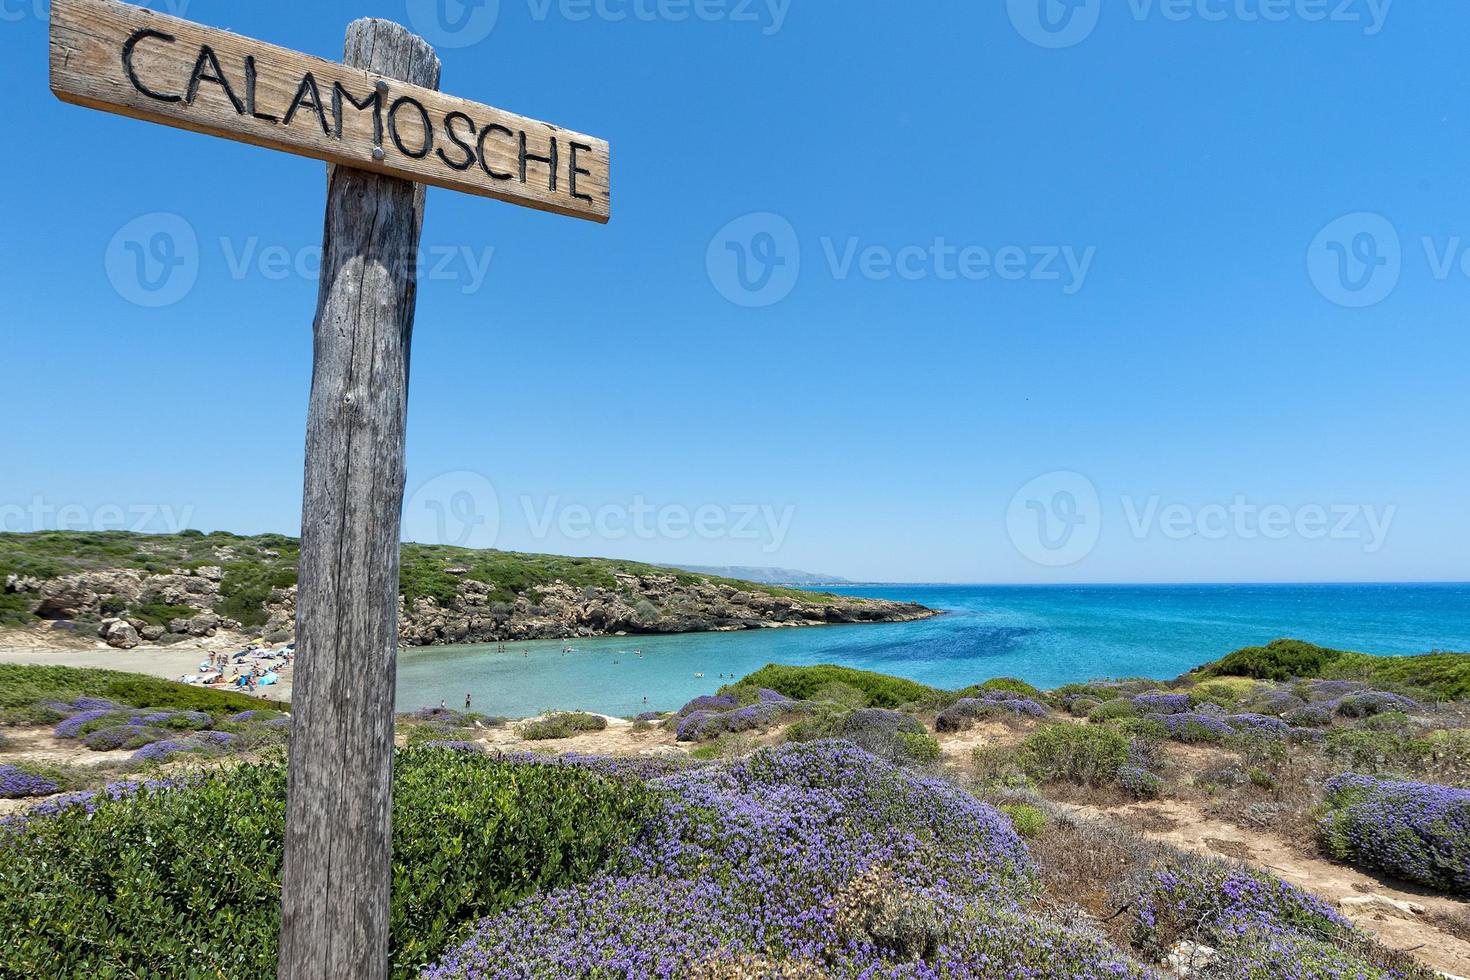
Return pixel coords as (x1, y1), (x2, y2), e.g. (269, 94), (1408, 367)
(5, 564), (935, 649)
(264, 571), (934, 647)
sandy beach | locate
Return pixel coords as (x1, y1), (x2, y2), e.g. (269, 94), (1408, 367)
(0, 632), (293, 701)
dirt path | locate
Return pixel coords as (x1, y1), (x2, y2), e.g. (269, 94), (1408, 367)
(1064, 799), (1470, 979)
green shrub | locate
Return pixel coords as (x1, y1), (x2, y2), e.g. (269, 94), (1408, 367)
(1354, 653), (1470, 701)
(782, 708), (845, 743)
(126, 601), (200, 627)
(1324, 729), (1433, 775)
(998, 802), (1047, 838)
(1198, 640), (1470, 702)
(894, 730), (942, 765)
(1360, 711), (1412, 733)
(0, 591), (32, 627)
(1198, 639), (1360, 682)
(1088, 699), (1138, 723)
(0, 748), (657, 978)
(1019, 724), (1129, 786)
(810, 681), (870, 709)
(1190, 677), (1260, 706)
(732, 664), (936, 709)
(518, 712), (608, 741)
(218, 559), (297, 628)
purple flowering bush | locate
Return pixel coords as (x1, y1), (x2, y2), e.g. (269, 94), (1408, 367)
(1199, 929), (1433, 980)
(0, 764), (59, 799)
(1150, 712), (1234, 744)
(426, 742), (1157, 978)
(1225, 714), (1292, 740)
(675, 700), (787, 741)
(1334, 691), (1421, 719)
(1321, 774), (1470, 895)
(674, 694), (739, 717)
(1283, 705), (1334, 728)
(128, 731), (235, 766)
(1253, 692), (1309, 717)
(82, 725), (170, 752)
(1132, 692), (1193, 716)
(1134, 859), (1351, 960)
(936, 693), (1048, 733)
(52, 708), (122, 739)
(1119, 765), (1164, 800)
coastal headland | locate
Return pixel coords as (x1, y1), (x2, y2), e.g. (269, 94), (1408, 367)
(0, 530), (936, 656)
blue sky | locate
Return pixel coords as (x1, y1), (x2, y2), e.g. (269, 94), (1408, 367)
(2, 0), (1466, 584)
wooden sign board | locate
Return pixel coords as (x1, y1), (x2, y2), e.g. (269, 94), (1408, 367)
(49, 0), (610, 222)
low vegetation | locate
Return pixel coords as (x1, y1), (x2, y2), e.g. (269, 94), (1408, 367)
(1197, 638), (1470, 700)
(0, 749), (657, 978)
(3, 641), (1469, 978)
(731, 663), (938, 708)
(517, 712), (608, 741)
(0, 663), (278, 725)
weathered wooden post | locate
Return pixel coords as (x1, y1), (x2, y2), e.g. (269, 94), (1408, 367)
(50, 2), (610, 973)
(276, 22), (439, 980)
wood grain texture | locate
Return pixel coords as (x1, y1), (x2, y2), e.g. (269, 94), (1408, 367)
(276, 20), (437, 980)
(50, 0), (609, 222)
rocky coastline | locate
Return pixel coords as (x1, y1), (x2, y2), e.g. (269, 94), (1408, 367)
(3, 564), (936, 650)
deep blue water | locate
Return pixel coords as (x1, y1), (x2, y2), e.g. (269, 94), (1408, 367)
(395, 583), (1470, 719)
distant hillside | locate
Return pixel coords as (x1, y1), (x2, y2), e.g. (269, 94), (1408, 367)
(0, 531), (934, 649)
(665, 565), (851, 586)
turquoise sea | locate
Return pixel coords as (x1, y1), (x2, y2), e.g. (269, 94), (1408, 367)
(394, 584), (1470, 719)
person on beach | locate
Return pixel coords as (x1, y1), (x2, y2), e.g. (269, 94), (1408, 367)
(464, 693), (472, 711)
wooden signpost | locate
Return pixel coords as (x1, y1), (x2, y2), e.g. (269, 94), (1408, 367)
(49, 2), (611, 977)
